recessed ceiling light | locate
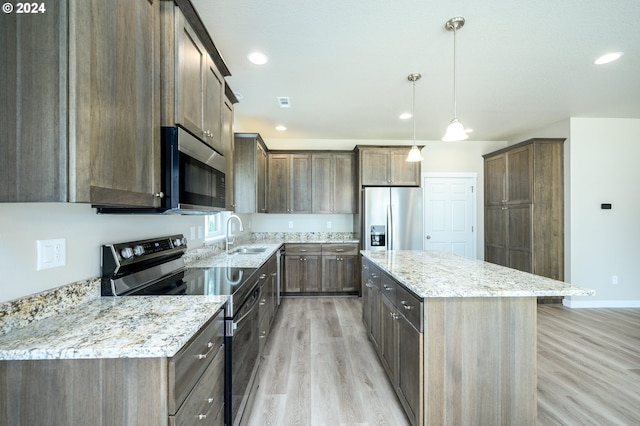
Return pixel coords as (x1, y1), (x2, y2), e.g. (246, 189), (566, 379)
(248, 51), (268, 65)
(399, 112), (412, 120)
(594, 52), (623, 65)
(275, 125), (287, 131)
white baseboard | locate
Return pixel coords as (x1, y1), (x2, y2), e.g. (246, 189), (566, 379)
(563, 299), (640, 308)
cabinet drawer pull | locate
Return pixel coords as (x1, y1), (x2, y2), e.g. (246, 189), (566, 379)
(197, 341), (216, 360)
(198, 414), (207, 420)
(390, 312), (399, 320)
(383, 285), (392, 291)
(154, 192), (164, 198)
(207, 398), (214, 404)
(336, 248), (344, 252)
(400, 300), (412, 310)
(259, 274), (267, 279)
(300, 249), (308, 252)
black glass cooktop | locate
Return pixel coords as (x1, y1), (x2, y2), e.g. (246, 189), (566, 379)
(130, 267), (257, 297)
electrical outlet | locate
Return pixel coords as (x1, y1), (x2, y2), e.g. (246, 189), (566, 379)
(197, 226), (203, 239)
(36, 238), (66, 270)
(288, 221), (293, 229)
(327, 221), (332, 229)
(190, 226), (196, 241)
(612, 275), (618, 285)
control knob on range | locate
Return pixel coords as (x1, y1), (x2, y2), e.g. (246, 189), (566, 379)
(120, 247), (134, 260)
(133, 245), (145, 256)
(172, 237), (187, 247)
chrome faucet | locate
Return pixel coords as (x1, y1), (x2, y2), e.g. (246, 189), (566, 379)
(226, 214), (245, 253)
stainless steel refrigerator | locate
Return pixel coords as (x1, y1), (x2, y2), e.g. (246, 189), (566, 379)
(362, 187), (423, 251)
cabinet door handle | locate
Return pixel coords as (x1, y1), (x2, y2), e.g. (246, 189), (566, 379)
(400, 300), (412, 310)
(390, 312), (399, 320)
(154, 192), (164, 198)
(383, 285), (392, 291)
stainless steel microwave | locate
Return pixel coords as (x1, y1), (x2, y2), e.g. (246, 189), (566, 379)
(97, 126), (226, 214)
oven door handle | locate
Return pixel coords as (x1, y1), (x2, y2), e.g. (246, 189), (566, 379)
(234, 285), (262, 328)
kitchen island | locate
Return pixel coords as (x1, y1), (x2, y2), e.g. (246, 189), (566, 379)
(361, 250), (594, 426)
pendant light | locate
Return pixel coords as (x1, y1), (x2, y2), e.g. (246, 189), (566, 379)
(406, 73), (424, 162)
(442, 17), (469, 142)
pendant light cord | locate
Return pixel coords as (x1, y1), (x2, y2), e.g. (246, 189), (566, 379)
(412, 78), (417, 143)
(452, 24), (457, 120)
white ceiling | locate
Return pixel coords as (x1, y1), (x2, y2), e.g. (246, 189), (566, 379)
(192, 0), (640, 144)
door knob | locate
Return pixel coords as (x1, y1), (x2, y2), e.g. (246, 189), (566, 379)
(426, 235), (431, 240)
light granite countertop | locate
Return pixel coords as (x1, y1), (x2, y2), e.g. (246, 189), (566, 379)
(186, 239), (359, 269)
(0, 236), (358, 361)
(361, 250), (595, 298)
(187, 242), (284, 269)
(0, 295), (227, 360)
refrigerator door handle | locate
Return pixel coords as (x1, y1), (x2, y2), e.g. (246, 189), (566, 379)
(388, 204), (393, 250)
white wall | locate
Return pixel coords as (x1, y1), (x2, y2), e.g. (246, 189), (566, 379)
(250, 213), (353, 233)
(564, 118), (640, 307)
(0, 203), (209, 303)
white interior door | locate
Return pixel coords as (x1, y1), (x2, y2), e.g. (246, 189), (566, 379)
(423, 174), (477, 258)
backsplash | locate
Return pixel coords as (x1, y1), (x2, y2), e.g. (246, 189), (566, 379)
(0, 277), (100, 334)
(251, 231), (357, 242)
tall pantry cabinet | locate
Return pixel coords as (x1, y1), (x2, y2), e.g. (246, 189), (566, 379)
(483, 138), (565, 281)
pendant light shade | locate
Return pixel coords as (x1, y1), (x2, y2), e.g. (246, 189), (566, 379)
(443, 118), (468, 142)
(406, 145), (424, 162)
(442, 17), (469, 142)
(406, 73), (424, 162)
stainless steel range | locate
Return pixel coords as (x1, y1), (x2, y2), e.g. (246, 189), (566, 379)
(101, 234), (261, 426)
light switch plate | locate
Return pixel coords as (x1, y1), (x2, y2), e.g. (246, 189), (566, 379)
(36, 238), (66, 270)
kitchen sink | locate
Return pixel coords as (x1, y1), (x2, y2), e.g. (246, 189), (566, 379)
(229, 247), (267, 255)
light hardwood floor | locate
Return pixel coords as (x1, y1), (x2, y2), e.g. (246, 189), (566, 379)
(537, 305), (640, 425)
(245, 297), (410, 426)
(246, 297), (640, 426)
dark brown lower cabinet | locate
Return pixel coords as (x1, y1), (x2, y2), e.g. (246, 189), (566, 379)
(0, 309), (225, 426)
(362, 257), (423, 426)
(258, 254), (279, 353)
(284, 247), (321, 293)
(284, 243), (359, 294)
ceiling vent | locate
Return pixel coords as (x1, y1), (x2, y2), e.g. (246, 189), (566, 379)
(277, 97), (291, 108)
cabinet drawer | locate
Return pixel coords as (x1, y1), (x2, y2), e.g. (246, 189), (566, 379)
(170, 343), (225, 426)
(395, 284), (423, 332)
(380, 273), (397, 304)
(168, 308), (224, 413)
(322, 243), (359, 256)
(285, 243), (322, 255)
(368, 262), (382, 290)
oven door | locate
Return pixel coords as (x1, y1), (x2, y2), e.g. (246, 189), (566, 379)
(226, 283), (261, 426)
